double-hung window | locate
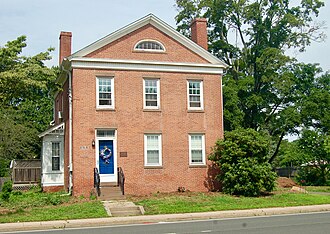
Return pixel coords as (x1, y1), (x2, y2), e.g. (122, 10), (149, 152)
(97, 77), (114, 109)
(189, 134), (205, 165)
(187, 80), (203, 110)
(144, 134), (162, 166)
(52, 142), (60, 171)
(143, 79), (160, 109)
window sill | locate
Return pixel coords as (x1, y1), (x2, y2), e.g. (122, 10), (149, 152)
(96, 108), (115, 111)
(143, 109), (161, 112)
(189, 164), (207, 168)
(187, 109), (204, 113)
(144, 166), (163, 169)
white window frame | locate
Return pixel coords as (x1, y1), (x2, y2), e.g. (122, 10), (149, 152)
(96, 77), (115, 109)
(189, 134), (206, 165)
(51, 142), (60, 171)
(144, 134), (162, 167)
(134, 39), (166, 52)
(143, 78), (160, 109)
(187, 80), (204, 110)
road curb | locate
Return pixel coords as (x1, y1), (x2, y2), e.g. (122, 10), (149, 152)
(1, 204), (330, 232)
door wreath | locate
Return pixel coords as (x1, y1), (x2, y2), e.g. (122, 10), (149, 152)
(99, 146), (112, 164)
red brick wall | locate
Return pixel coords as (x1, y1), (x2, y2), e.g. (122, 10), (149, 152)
(86, 24), (209, 64)
(43, 185), (64, 193)
(70, 69), (223, 196)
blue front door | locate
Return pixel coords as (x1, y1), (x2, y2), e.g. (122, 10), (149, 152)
(98, 140), (114, 175)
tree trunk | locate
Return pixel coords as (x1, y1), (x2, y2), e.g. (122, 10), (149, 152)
(268, 132), (285, 164)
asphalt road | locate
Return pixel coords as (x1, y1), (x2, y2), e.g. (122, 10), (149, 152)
(4, 212), (330, 234)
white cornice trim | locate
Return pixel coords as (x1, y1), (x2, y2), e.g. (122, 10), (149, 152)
(38, 123), (65, 138)
(69, 14), (228, 67)
(71, 58), (224, 74)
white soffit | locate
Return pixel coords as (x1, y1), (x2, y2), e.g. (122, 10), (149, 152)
(69, 14), (228, 67)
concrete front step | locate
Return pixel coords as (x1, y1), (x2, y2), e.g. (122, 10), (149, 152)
(100, 182), (117, 187)
(103, 201), (144, 217)
(99, 186), (125, 201)
(110, 207), (142, 217)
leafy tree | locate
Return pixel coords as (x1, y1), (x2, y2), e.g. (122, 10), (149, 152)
(300, 72), (330, 134)
(175, 0), (326, 162)
(0, 36), (57, 175)
(209, 129), (277, 196)
(273, 140), (305, 168)
(296, 130), (330, 185)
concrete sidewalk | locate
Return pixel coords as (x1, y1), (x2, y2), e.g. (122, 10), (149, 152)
(1, 204), (330, 232)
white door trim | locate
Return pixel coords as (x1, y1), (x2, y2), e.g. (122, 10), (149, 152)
(95, 129), (117, 183)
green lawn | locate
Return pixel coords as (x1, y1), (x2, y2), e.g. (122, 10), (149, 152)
(131, 192), (330, 215)
(1, 188), (330, 223)
(0, 190), (107, 223)
(305, 186), (330, 193)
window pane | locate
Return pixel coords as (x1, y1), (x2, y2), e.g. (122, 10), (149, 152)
(146, 94), (157, 101)
(191, 150), (202, 162)
(190, 102), (201, 107)
(190, 96), (200, 102)
(136, 41), (164, 51)
(52, 157), (60, 171)
(146, 101), (157, 106)
(52, 142), (60, 156)
(97, 130), (115, 137)
(144, 79), (159, 108)
(147, 150), (159, 164)
(147, 135), (158, 149)
(145, 134), (161, 165)
(98, 78), (113, 106)
(188, 81), (202, 109)
(191, 135), (202, 149)
(52, 142), (60, 171)
(190, 135), (204, 164)
(99, 99), (111, 105)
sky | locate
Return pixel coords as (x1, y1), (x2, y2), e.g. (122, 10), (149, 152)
(0, 0), (329, 71)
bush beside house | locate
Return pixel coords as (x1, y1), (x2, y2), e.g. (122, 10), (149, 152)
(209, 129), (277, 196)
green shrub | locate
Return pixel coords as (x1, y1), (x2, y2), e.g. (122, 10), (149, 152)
(296, 166), (330, 186)
(46, 196), (62, 206)
(209, 129), (277, 196)
(1, 181), (13, 201)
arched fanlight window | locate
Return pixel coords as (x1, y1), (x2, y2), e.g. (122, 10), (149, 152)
(134, 40), (165, 52)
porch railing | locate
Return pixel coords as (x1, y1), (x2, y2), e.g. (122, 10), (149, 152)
(93, 168), (100, 196)
(117, 167), (125, 195)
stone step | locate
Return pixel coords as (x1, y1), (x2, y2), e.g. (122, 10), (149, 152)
(110, 209), (142, 217)
(99, 186), (125, 201)
(100, 182), (117, 187)
(110, 206), (141, 212)
(100, 186), (122, 192)
(103, 201), (143, 217)
(100, 195), (126, 201)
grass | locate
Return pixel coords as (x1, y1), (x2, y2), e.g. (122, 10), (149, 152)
(1, 186), (330, 223)
(0, 189), (107, 223)
(305, 186), (330, 193)
(131, 191), (330, 215)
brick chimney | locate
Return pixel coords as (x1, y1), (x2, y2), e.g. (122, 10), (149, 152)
(190, 18), (208, 50)
(59, 31), (72, 65)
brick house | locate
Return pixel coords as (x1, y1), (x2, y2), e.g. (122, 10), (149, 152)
(39, 14), (227, 197)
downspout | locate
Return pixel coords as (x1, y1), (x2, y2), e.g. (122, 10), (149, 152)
(62, 60), (73, 195)
(220, 73), (224, 139)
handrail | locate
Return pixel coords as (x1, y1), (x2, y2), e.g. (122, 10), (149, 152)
(93, 168), (100, 196)
(117, 167), (125, 195)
